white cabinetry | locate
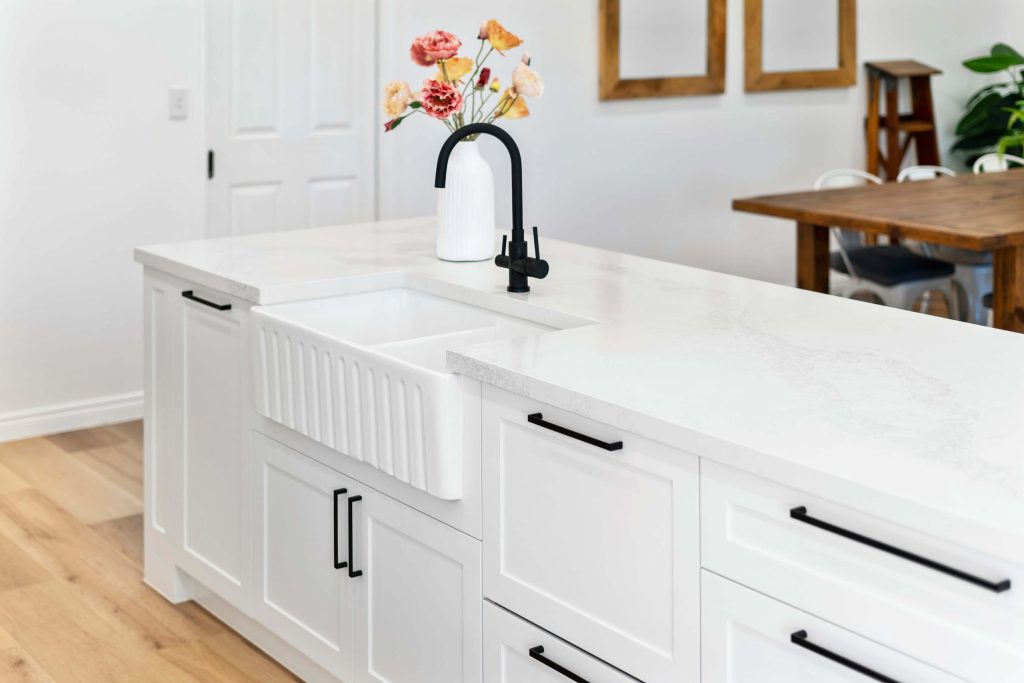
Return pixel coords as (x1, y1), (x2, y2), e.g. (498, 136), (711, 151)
(482, 386), (700, 683)
(253, 433), (482, 683)
(254, 433), (356, 680)
(143, 270), (252, 612)
(483, 601), (636, 683)
(701, 571), (961, 682)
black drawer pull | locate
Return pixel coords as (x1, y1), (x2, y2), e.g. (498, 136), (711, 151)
(790, 506), (1011, 593)
(527, 413), (622, 451)
(333, 488), (347, 569)
(528, 646), (590, 683)
(347, 495), (363, 578)
(182, 290), (231, 311)
(791, 630), (900, 683)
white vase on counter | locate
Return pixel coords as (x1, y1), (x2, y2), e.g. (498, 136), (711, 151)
(436, 140), (496, 262)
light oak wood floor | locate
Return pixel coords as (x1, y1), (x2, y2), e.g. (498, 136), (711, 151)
(0, 421), (298, 682)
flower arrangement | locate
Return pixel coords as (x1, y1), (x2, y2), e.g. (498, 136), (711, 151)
(383, 19), (543, 137)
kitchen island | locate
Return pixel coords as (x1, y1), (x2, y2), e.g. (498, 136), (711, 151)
(136, 217), (1024, 683)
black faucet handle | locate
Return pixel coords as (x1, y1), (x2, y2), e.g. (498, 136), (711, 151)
(501, 234), (508, 257)
(532, 226), (541, 259)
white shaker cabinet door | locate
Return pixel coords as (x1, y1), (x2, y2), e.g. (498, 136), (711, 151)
(177, 286), (252, 612)
(253, 433), (356, 680)
(482, 386), (700, 683)
(353, 486), (482, 683)
(701, 571), (964, 683)
(483, 601), (637, 683)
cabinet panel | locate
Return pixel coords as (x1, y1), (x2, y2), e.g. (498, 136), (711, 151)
(254, 433), (355, 679)
(482, 386), (699, 683)
(701, 571), (962, 682)
(483, 601), (636, 683)
(354, 487), (482, 683)
(179, 291), (251, 610)
(701, 461), (1024, 680)
(143, 272), (186, 599)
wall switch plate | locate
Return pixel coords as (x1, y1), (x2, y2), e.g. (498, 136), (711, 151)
(168, 87), (189, 120)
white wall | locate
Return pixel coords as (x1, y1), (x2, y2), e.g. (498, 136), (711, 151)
(0, 0), (203, 438)
(378, 0), (1022, 283)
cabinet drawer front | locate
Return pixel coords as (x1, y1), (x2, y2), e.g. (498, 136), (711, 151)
(482, 386), (699, 683)
(702, 461), (1024, 681)
(484, 601), (636, 683)
(702, 571), (963, 683)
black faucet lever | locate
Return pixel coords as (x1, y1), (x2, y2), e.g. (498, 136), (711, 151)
(435, 123), (549, 293)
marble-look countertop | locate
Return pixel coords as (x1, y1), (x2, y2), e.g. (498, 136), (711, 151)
(136, 217), (1024, 558)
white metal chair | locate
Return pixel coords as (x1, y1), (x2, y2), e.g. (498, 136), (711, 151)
(973, 153), (1024, 174)
(896, 165), (957, 183)
(816, 169), (957, 316)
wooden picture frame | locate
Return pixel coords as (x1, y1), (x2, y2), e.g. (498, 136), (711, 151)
(599, 0), (726, 100)
(744, 0), (856, 92)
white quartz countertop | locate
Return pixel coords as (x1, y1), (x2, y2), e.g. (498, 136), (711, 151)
(136, 218), (1024, 557)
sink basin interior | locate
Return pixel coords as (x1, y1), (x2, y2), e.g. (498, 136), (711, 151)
(260, 287), (556, 372)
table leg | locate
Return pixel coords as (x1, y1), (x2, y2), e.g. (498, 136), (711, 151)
(993, 245), (1024, 332)
(796, 222), (830, 294)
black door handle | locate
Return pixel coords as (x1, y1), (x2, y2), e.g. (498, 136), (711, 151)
(333, 488), (347, 569)
(790, 506), (1011, 593)
(528, 646), (590, 683)
(182, 290), (231, 311)
(348, 495), (363, 578)
(791, 630), (901, 683)
(527, 413), (623, 451)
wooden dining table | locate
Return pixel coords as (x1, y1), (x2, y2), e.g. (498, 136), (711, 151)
(733, 170), (1024, 332)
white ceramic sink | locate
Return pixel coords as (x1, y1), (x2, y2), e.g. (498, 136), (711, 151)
(251, 285), (566, 500)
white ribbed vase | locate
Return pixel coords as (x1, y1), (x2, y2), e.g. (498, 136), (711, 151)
(436, 140), (496, 262)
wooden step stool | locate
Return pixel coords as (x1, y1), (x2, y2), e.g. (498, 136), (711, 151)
(865, 60), (943, 180)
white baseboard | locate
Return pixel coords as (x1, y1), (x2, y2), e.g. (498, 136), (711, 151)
(0, 391), (143, 443)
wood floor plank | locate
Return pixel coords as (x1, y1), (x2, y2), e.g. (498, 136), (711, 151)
(0, 438), (141, 524)
(0, 647), (56, 683)
(200, 632), (300, 683)
(76, 443), (143, 501)
(158, 639), (275, 683)
(0, 580), (190, 682)
(0, 623), (15, 650)
(89, 514), (144, 569)
(0, 530), (50, 592)
(108, 420), (144, 451)
(0, 462), (29, 496)
(0, 489), (223, 651)
(46, 424), (130, 453)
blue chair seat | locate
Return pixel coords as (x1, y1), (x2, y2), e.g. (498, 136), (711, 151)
(830, 246), (954, 287)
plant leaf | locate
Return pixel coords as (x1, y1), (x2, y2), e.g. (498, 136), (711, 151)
(965, 82), (1011, 110)
(992, 43), (1024, 62)
(963, 55), (1023, 73)
(952, 130), (1004, 151)
(956, 91), (1001, 135)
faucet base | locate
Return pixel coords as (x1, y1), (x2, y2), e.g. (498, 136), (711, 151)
(507, 284), (530, 293)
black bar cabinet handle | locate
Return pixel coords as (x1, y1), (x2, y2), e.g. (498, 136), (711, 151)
(528, 646), (590, 683)
(527, 413), (622, 452)
(791, 630), (901, 683)
(790, 506), (1011, 593)
(347, 495), (363, 578)
(333, 488), (348, 569)
(182, 290), (231, 311)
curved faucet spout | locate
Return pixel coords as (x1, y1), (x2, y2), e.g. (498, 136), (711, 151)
(434, 123), (523, 232)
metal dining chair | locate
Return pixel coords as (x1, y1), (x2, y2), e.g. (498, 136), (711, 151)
(973, 153), (1024, 173)
(816, 169), (957, 316)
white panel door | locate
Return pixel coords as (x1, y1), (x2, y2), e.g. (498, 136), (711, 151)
(482, 386), (700, 683)
(352, 487), (482, 683)
(179, 288), (251, 611)
(205, 0), (376, 236)
(253, 433), (356, 680)
(701, 571), (963, 683)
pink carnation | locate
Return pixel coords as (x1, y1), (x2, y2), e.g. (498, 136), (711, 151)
(410, 30), (462, 66)
(419, 80), (464, 119)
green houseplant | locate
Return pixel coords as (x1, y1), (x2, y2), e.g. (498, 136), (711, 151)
(954, 43), (1024, 159)
(997, 100), (1024, 154)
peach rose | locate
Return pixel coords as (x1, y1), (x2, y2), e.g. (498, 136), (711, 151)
(512, 61), (543, 98)
(410, 30), (462, 66)
(419, 79), (464, 119)
(382, 81), (413, 118)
